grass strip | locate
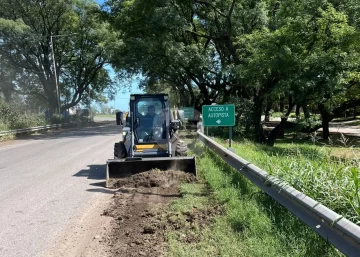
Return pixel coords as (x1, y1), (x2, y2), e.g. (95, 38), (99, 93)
(165, 139), (342, 257)
(213, 138), (360, 224)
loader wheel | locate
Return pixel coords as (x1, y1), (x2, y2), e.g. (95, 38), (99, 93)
(114, 142), (127, 159)
(175, 140), (188, 157)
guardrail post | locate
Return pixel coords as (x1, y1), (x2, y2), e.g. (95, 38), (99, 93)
(228, 126), (235, 153)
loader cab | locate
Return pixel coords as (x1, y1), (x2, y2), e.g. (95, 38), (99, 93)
(127, 94), (170, 157)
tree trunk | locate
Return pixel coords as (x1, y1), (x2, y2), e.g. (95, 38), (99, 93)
(267, 101), (295, 146)
(267, 121), (288, 146)
(354, 105), (357, 119)
(322, 119), (330, 140)
(265, 104), (271, 122)
(318, 104), (331, 140)
(186, 79), (195, 106)
(39, 74), (58, 113)
(279, 97), (285, 112)
(178, 86), (188, 106)
(253, 90), (266, 143)
(296, 105), (300, 118)
(303, 105), (310, 119)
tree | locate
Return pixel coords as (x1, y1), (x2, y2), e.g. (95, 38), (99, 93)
(0, 57), (16, 101)
(0, 0), (120, 113)
(234, 2), (359, 144)
(103, 0), (360, 146)
(106, 0), (268, 110)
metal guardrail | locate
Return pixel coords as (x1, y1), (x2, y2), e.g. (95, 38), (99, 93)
(0, 123), (71, 136)
(197, 131), (360, 257)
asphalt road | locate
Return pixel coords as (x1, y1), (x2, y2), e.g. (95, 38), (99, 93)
(0, 122), (121, 257)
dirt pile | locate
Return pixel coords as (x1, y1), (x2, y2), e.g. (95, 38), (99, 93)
(101, 169), (224, 257)
(111, 169), (197, 188)
(101, 169), (197, 257)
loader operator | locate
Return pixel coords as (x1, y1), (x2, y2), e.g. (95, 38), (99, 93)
(138, 105), (163, 141)
(145, 105), (157, 118)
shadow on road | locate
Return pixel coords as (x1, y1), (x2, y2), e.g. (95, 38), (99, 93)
(73, 164), (116, 194)
(73, 164), (106, 180)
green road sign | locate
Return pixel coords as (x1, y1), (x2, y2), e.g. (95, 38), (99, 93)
(182, 107), (195, 119)
(202, 104), (235, 126)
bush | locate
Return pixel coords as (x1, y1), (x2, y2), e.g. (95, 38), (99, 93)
(0, 100), (48, 131)
(0, 100), (20, 129)
(0, 100), (93, 132)
(50, 114), (65, 124)
(0, 121), (9, 131)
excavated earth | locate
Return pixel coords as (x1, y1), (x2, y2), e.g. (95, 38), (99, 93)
(100, 169), (222, 257)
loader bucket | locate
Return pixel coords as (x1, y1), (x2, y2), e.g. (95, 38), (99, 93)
(106, 157), (196, 188)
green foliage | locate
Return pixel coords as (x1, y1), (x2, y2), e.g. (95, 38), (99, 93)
(166, 140), (342, 256)
(107, 0), (269, 108)
(105, 0), (360, 143)
(215, 137), (360, 224)
(0, 0), (119, 112)
(0, 99), (92, 132)
(0, 100), (47, 130)
(351, 167), (360, 217)
(2, 0), (359, 143)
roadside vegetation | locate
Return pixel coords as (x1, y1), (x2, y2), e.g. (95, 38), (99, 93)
(0, 100), (92, 133)
(165, 138), (342, 256)
(0, 100), (48, 131)
(203, 127), (360, 224)
(2, 0), (360, 146)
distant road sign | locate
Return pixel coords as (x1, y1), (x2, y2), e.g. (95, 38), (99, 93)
(202, 104), (235, 126)
(182, 107), (195, 119)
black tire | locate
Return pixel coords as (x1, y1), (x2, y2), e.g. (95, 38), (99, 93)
(114, 142), (127, 159)
(175, 140), (188, 157)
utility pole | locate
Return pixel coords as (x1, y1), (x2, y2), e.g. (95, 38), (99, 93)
(50, 33), (77, 114)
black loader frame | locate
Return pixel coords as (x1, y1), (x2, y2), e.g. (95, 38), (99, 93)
(106, 94), (196, 187)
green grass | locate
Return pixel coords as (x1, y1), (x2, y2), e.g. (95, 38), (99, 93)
(165, 139), (342, 257)
(214, 137), (360, 224)
(170, 183), (209, 213)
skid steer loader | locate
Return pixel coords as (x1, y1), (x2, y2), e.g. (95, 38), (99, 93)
(106, 94), (196, 187)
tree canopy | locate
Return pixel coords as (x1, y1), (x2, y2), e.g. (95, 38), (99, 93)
(1, 0), (360, 145)
(0, 0), (120, 113)
(103, 0), (360, 145)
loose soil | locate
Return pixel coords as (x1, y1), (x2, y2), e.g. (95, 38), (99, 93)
(40, 170), (206, 257)
(100, 169), (222, 257)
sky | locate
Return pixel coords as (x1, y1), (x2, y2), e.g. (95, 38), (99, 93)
(94, 0), (144, 111)
(105, 66), (144, 112)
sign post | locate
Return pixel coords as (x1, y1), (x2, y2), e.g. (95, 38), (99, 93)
(202, 104), (235, 151)
(229, 126), (232, 148)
